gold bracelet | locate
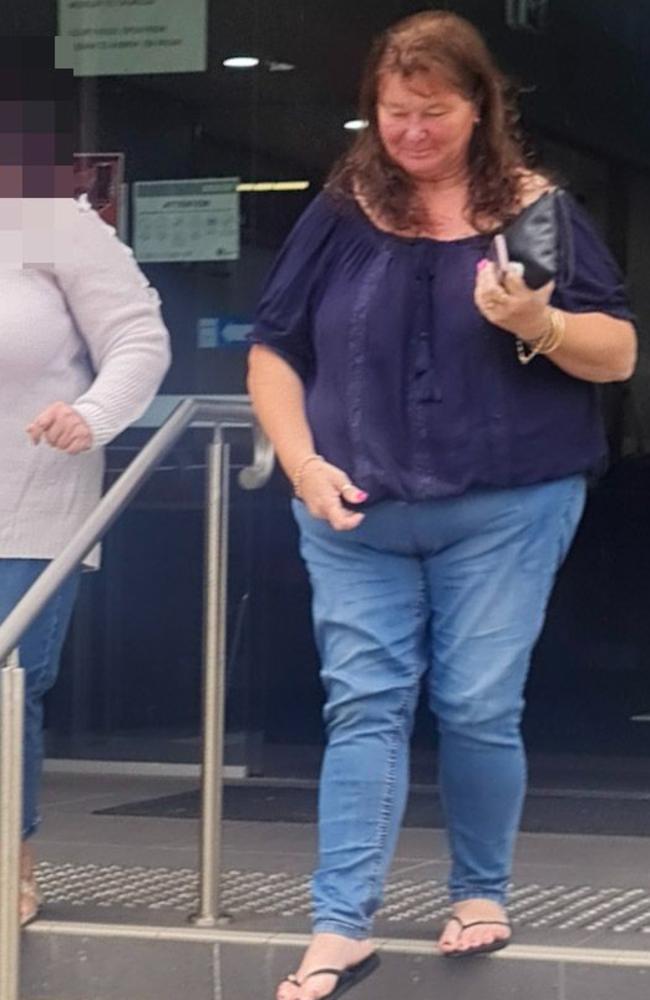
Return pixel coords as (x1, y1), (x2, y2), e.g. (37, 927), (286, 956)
(292, 453), (325, 498)
(539, 307), (566, 355)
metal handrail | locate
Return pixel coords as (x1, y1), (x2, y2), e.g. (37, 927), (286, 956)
(0, 395), (274, 997)
(0, 396), (272, 663)
(0, 653), (23, 1000)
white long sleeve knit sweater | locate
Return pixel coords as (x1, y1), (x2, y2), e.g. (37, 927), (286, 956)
(0, 198), (171, 568)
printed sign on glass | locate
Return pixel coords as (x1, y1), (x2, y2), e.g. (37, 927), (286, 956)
(133, 178), (240, 263)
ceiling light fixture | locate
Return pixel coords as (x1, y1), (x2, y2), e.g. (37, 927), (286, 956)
(223, 56), (260, 69)
(267, 61), (296, 72)
(344, 119), (369, 131)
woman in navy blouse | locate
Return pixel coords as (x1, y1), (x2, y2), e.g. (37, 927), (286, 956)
(249, 11), (636, 999)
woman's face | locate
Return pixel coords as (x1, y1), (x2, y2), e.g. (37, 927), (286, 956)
(0, 100), (73, 197)
(376, 71), (478, 184)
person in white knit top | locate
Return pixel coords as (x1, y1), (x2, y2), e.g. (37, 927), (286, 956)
(1, 41), (171, 926)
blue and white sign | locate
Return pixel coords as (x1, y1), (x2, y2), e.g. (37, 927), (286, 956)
(197, 316), (253, 349)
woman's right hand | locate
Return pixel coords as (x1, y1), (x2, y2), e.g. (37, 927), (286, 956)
(26, 401), (93, 454)
(297, 460), (367, 531)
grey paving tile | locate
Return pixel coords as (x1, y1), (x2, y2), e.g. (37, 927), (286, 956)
(393, 829), (449, 863)
(586, 928), (650, 951)
(563, 962), (650, 999)
(511, 832), (650, 891)
(513, 831), (650, 871)
(219, 940), (278, 998)
(221, 850), (314, 875)
(21, 934), (214, 1000)
(32, 840), (198, 869)
(383, 853), (648, 901)
(35, 813), (200, 852)
(377, 952), (559, 1000)
(513, 861), (650, 891)
(222, 820), (317, 854)
(384, 860), (452, 882)
(390, 826), (449, 859)
(32, 900), (192, 927)
(387, 860), (451, 883)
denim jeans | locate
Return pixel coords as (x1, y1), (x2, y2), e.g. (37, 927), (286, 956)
(0, 559), (80, 838)
(293, 475), (586, 939)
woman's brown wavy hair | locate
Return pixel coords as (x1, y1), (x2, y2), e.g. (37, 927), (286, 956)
(326, 10), (532, 233)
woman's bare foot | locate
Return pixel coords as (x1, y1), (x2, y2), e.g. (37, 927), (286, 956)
(437, 898), (511, 956)
(20, 841), (41, 927)
(277, 933), (375, 1000)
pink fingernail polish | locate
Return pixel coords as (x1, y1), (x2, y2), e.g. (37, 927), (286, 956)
(477, 259), (489, 271)
(356, 491), (368, 502)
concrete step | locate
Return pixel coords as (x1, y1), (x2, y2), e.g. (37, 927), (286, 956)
(29, 770), (650, 999)
(23, 922), (650, 1000)
(18, 858), (650, 998)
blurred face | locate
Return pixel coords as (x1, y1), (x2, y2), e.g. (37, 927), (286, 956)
(376, 71), (478, 184)
(0, 99), (73, 198)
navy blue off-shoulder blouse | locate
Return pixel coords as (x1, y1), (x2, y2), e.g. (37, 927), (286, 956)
(250, 192), (634, 503)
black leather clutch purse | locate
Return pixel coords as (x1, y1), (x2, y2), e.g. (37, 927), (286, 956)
(494, 189), (572, 290)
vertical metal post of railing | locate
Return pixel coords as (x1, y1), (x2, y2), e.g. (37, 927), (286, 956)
(192, 428), (231, 927)
(0, 650), (24, 1000)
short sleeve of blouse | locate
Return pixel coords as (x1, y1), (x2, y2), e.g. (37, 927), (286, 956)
(249, 193), (341, 380)
(552, 194), (634, 320)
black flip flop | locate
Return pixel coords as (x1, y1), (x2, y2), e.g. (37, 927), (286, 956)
(280, 952), (380, 999)
(441, 915), (512, 959)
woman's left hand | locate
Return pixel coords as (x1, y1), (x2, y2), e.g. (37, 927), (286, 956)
(474, 259), (554, 342)
(26, 402), (93, 454)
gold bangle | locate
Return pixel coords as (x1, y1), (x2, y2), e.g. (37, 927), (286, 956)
(539, 308), (566, 355)
(292, 453), (324, 498)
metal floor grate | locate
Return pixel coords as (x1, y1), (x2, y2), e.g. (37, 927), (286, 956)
(36, 862), (650, 933)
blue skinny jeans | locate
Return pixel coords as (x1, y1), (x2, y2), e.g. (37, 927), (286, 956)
(293, 476), (586, 938)
(0, 559), (80, 838)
